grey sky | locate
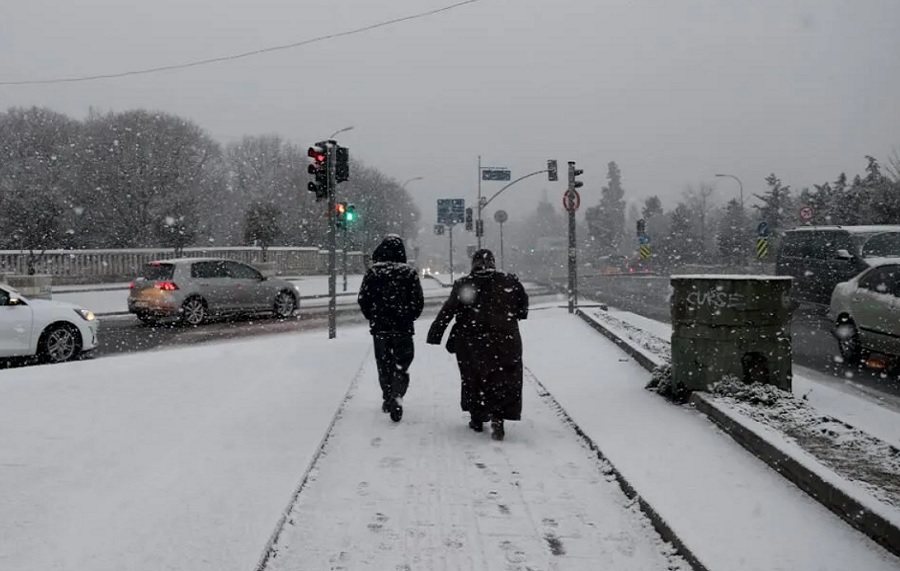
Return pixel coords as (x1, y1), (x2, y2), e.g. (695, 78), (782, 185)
(3, 0), (900, 228)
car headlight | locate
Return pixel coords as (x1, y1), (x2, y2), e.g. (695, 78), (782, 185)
(74, 308), (96, 321)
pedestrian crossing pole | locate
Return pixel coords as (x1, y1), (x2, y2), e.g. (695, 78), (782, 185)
(327, 141), (337, 339)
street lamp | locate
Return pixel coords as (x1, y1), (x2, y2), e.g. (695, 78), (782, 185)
(402, 176), (424, 190)
(328, 126), (354, 139)
(715, 173), (744, 210)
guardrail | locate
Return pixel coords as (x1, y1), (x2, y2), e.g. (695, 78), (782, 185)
(0, 247), (367, 284)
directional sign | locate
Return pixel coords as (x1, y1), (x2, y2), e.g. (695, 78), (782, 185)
(437, 198), (466, 225)
(757, 221), (770, 237)
(482, 168), (511, 181)
(799, 205), (814, 222)
(639, 234), (651, 245)
(494, 210), (508, 224)
(467, 245), (477, 258)
(757, 237), (769, 259)
(562, 189), (581, 212)
(639, 245), (651, 260)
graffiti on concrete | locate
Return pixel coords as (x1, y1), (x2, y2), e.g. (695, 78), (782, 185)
(686, 290), (745, 310)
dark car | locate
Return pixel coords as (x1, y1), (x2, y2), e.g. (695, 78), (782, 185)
(775, 225), (900, 308)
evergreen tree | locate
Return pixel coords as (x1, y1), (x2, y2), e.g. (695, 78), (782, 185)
(753, 174), (793, 235)
(662, 203), (698, 266)
(586, 162), (626, 254)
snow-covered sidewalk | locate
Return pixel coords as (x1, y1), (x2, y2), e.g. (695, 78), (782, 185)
(263, 316), (687, 571)
(525, 311), (898, 571)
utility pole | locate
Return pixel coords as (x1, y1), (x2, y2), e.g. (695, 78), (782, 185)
(566, 161), (584, 314)
(449, 223), (455, 283)
(327, 141), (337, 339)
(476, 155), (482, 250)
(342, 224), (349, 293)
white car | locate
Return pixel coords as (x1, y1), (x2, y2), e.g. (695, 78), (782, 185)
(828, 259), (900, 363)
(0, 283), (100, 364)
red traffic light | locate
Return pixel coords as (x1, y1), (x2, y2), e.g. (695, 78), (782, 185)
(307, 147), (326, 163)
(336, 202), (347, 215)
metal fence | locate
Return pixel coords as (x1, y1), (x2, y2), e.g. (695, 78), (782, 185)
(0, 247), (366, 284)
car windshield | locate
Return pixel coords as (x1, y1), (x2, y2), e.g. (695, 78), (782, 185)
(859, 233), (900, 258)
(140, 263), (175, 281)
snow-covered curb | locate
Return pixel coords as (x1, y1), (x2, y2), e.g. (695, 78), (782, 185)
(692, 392), (900, 558)
(574, 307), (900, 559)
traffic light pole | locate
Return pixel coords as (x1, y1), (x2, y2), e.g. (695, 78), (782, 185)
(448, 223), (455, 283)
(327, 143), (337, 339)
(342, 224), (349, 293)
(476, 155), (482, 250)
(567, 162), (578, 315)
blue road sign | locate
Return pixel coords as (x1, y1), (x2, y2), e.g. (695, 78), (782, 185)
(437, 198), (466, 225)
(639, 234), (651, 245)
(481, 169), (511, 181)
(757, 221), (770, 237)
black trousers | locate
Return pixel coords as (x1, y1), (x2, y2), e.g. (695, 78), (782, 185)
(373, 334), (415, 402)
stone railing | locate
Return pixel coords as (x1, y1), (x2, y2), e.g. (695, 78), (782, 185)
(0, 247), (366, 285)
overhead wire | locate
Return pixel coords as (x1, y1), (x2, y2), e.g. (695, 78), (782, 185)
(0, 0), (482, 86)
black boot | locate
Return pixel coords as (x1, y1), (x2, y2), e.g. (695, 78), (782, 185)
(491, 419), (505, 441)
(382, 400), (391, 413)
(468, 418), (484, 432)
(390, 397), (403, 422)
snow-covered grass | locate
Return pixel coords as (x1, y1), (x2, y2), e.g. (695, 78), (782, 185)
(711, 378), (900, 509)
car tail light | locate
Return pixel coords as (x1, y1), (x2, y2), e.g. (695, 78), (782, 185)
(129, 282), (136, 289)
(155, 281), (179, 291)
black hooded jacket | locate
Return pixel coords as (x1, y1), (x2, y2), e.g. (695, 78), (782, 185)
(357, 236), (424, 335)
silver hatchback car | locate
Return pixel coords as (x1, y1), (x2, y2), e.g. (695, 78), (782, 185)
(128, 258), (300, 325)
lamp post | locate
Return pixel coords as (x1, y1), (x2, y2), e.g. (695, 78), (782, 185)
(715, 173), (744, 210)
(328, 126), (354, 139)
(716, 173), (746, 264)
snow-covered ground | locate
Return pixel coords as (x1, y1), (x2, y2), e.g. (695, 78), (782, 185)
(1, 308), (897, 570)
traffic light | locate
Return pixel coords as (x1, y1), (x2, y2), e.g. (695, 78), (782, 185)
(345, 204), (356, 223)
(568, 161), (584, 189)
(336, 146), (350, 183)
(307, 142), (328, 201)
(637, 218), (646, 236)
(475, 219), (484, 238)
(335, 201), (347, 228)
(548, 159), (558, 182)
(465, 207), (473, 232)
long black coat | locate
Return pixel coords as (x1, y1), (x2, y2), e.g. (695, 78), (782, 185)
(358, 236), (424, 336)
(427, 269), (529, 421)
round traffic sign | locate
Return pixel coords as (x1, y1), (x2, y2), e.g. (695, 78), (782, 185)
(563, 189), (581, 212)
(494, 209), (508, 224)
(757, 221), (769, 237)
(799, 205), (814, 222)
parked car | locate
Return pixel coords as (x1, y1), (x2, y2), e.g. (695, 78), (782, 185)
(127, 258), (301, 325)
(828, 260), (900, 363)
(776, 225), (900, 308)
(0, 283), (100, 363)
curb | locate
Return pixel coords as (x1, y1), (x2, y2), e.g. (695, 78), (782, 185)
(574, 307), (660, 373)
(526, 368), (710, 571)
(253, 350), (370, 571)
(691, 392), (900, 559)
(574, 306), (900, 560)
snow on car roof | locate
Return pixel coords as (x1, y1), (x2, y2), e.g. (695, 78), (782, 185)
(671, 274), (793, 280)
(787, 225), (900, 234)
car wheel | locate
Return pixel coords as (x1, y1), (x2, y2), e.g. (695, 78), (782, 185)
(273, 291), (297, 319)
(39, 323), (82, 364)
(180, 297), (208, 326)
(836, 318), (862, 364)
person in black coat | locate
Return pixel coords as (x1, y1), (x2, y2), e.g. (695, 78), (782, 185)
(426, 249), (528, 441)
(358, 235), (424, 422)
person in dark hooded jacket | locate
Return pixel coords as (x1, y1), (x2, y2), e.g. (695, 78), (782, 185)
(426, 249), (528, 441)
(358, 235), (424, 422)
